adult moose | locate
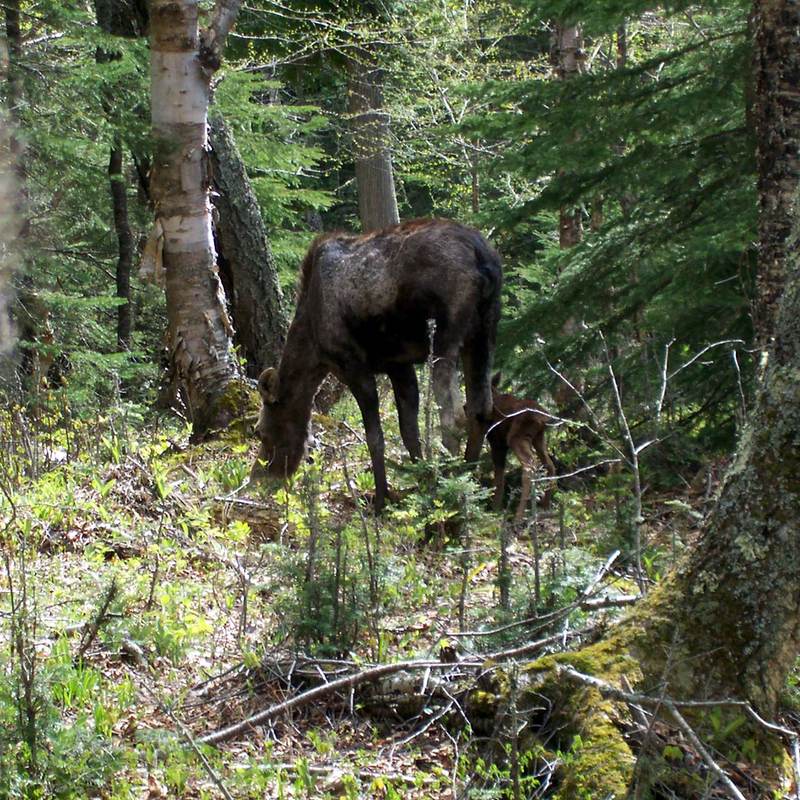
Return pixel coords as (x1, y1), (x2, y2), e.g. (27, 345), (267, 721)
(253, 218), (502, 510)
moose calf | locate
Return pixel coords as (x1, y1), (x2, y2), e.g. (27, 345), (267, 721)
(488, 374), (557, 523)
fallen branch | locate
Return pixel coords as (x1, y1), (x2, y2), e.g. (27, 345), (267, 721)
(75, 578), (118, 663)
(198, 658), (472, 746)
(199, 627), (600, 747)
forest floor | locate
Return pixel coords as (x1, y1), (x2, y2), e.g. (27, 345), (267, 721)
(0, 387), (755, 799)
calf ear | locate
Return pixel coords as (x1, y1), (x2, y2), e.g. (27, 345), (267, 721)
(492, 371), (502, 388)
(258, 367), (280, 403)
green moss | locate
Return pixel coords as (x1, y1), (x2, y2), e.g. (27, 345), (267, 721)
(207, 379), (261, 438)
(555, 690), (634, 800)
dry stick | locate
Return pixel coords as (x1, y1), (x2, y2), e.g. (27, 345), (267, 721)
(731, 348), (748, 425)
(665, 703), (745, 800)
(600, 332), (646, 594)
(76, 578), (118, 662)
(341, 448), (378, 613)
(655, 337), (676, 421)
(484, 626), (591, 663)
(424, 318), (436, 461)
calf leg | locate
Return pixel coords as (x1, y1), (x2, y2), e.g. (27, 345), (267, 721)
(490, 438), (509, 512)
(532, 430), (557, 509)
(388, 363), (422, 461)
(511, 439), (536, 524)
(345, 372), (388, 511)
(433, 354), (460, 456)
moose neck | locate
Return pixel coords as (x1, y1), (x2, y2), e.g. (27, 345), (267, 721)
(277, 310), (328, 423)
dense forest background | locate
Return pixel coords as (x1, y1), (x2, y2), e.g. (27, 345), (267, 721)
(2, 0), (798, 798)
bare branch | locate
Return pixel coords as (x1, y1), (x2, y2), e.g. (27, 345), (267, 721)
(200, 0), (242, 72)
(665, 704), (745, 800)
(667, 338), (745, 382)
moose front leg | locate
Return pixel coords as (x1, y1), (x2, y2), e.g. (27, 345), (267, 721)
(388, 363), (422, 461)
(347, 372), (388, 511)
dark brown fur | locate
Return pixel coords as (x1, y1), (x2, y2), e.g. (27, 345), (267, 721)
(488, 373), (557, 522)
(254, 218), (502, 510)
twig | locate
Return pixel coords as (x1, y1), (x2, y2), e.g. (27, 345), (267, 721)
(75, 578), (118, 663)
(666, 339), (745, 382)
(656, 338), (676, 420)
(485, 627), (591, 661)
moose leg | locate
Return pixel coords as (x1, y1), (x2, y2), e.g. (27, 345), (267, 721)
(433, 355), (460, 456)
(532, 430), (557, 509)
(490, 438), (509, 512)
(346, 372), (388, 511)
(461, 346), (493, 463)
(387, 363), (422, 460)
(511, 438), (535, 524)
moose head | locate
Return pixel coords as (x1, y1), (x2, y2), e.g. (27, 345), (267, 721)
(251, 366), (313, 481)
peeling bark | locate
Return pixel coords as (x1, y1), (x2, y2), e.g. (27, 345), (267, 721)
(108, 144), (133, 351)
(150, 0), (243, 434)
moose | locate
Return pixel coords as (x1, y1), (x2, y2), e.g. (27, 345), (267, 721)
(488, 373), (558, 523)
(253, 218), (502, 510)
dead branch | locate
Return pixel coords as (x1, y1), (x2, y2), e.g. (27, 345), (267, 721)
(75, 578), (118, 663)
(198, 658), (471, 746)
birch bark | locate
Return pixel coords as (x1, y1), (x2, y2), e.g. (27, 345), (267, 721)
(149, 0), (243, 433)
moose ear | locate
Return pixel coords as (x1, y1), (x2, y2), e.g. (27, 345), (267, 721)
(492, 371), (502, 388)
(258, 367), (280, 403)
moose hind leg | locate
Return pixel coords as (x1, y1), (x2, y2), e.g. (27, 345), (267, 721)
(433, 355), (460, 456)
(461, 345), (493, 463)
(388, 363), (422, 461)
(346, 372), (388, 511)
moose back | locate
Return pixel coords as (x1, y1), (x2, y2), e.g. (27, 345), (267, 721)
(253, 218), (502, 510)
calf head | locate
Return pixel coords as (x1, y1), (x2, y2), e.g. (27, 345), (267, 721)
(252, 367), (310, 480)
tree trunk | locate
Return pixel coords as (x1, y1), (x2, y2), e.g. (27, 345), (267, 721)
(347, 56), (400, 233)
(517, 3), (800, 794)
(149, 0), (244, 435)
(108, 144), (133, 350)
(555, 24), (583, 251)
(752, 0), (800, 349)
(208, 115), (287, 377)
(0, 41), (17, 359)
(644, 0), (800, 716)
(553, 23), (584, 413)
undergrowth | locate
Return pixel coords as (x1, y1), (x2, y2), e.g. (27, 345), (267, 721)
(0, 383), (704, 799)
